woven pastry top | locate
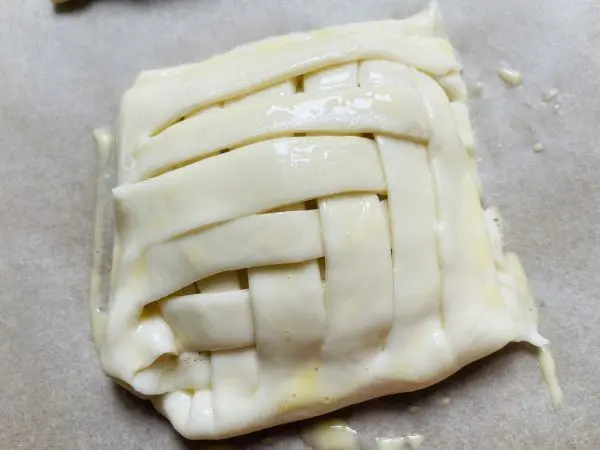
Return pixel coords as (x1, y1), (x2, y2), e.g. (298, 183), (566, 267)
(96, 3), (545, 440)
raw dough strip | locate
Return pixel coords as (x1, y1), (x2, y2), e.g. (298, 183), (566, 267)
(118, 35), (458, 158)
(211, 317), (261, 416)
(191, 100), (255, 296)
(359, 62), (442, 324)
(115, 136), (386, 256)
(318, 194), (394, 357)
(130, 87), (429, 182)
(249, 262), (327, 362)
(113, 209), (325, 311)
(135, 2), (445, 86)
(235, 81), (328, 406)
(303, 63), (394, 358)
(413, 72), (522, 363)
(210, 82), (314, 435)
(161, 290), (255, 352)
(358, 60), (453, 382)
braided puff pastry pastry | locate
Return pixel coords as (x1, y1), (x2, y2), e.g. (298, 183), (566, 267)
(96, 3), (546, 440)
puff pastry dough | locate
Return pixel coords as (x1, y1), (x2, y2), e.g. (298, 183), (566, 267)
(96, 3), (546, 440)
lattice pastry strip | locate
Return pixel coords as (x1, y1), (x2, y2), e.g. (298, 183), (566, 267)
(96, 3), (547, 439)
(304, 62), (395, 357)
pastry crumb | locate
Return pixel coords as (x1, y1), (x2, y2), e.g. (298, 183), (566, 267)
(497, 67), (523, 86)
(438, 396), (451, 406)
(533, 143), (545, 153)
(542, 88), (560, 102)
(408, 405), (420, 414)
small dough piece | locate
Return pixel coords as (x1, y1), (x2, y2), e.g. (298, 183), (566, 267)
(161, 291), (255, 351)
(97, 2), (547, 440)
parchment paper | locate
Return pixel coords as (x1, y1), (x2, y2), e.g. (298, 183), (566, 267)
(1, 0), (598, 448)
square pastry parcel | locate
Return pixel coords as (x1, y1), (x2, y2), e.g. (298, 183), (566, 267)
(94, 3), (547, 440)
